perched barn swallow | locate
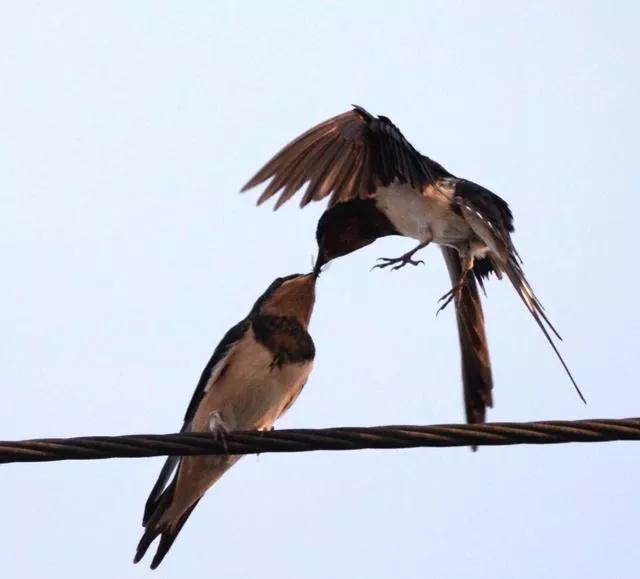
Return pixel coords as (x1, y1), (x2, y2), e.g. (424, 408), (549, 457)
(243, 106), (584, 423)
(134, 272), (317, 569)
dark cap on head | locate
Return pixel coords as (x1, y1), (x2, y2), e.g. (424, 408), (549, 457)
(314, 199), (399, 269)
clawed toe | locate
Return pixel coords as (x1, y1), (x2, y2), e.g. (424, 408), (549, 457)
(436, 285), (463, 315)
(207, 411), (230, 453)
(436, 293), (455, 315)
(371, 256), (425, 272)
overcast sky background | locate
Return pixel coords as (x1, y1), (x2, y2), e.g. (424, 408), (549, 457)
(1, 1), (639, 577)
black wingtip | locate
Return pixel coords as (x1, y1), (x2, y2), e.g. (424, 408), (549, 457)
(240, 175), (260, 193)
(241, 175), (265, 195)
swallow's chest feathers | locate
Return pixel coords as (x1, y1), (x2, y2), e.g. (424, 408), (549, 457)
(251, 314), (315, 367)
(190, 315), (314, 432)
(375, 179), (473, 245)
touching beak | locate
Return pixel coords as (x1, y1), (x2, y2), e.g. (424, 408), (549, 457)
(313, 253), (326, 278)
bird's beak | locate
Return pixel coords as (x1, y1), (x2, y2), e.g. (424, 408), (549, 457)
(313, 252), (327, 278)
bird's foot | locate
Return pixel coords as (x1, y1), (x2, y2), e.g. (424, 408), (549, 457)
(255, 425), (275, 458)
(207, 411), (230, 454)
(372, 253), (425, 272)
(436, 282), (465, 315)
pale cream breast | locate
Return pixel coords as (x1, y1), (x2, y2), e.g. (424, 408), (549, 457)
(163, 327), (313, 525)
(375, 182), (433, 241)
(190, 328), (312, 433)
(375, 179), (474, 247)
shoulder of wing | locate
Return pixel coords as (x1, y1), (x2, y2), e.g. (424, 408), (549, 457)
(182, 318), (251, 425)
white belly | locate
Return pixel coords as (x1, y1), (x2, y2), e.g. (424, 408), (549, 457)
(375, 182), (432, 241)
(165, 331), (312, 520)
(375, 180), (475, 247)
(191, 329), (312, 432)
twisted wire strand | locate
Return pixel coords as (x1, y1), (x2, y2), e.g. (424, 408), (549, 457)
(1, 417), (639, 464)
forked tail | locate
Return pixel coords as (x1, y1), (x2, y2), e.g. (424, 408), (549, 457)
(503, 257), (586, 403)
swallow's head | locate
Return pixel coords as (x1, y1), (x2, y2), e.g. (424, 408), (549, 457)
(253, 272), (317, 327)
(315, 199), (399, 269)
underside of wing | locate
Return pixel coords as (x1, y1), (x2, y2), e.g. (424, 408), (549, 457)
(242, 106), (450, 209)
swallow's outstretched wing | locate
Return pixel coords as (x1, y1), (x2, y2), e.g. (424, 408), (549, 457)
(242, 105), (450, 208)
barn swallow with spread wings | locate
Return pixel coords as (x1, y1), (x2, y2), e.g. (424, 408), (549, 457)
(134, 272), (317, 569)
(242, 106), (584, 424)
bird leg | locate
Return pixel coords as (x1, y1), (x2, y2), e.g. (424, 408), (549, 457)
(372, 241), (430, 271)
(207, 410), (230, 454)
(437, 254), (474, 314)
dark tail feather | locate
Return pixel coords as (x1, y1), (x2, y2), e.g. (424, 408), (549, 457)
(441, 248), (493, 438)
(149, 500), (200, 570)
(134, 523), (161, 566)
(142, 455), (179, 526)
(135, 474), (201, 570)
(133, 477), (185, 569)
(503, 258), (586, 403)
(134, 480), (175, 566)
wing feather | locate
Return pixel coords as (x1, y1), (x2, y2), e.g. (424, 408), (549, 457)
(455, 183), (584, 403)
(243, 106), (450, 208)
(141, 318), (250, 524)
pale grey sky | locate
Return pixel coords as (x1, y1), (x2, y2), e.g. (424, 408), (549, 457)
(1, 1), (639, 577)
